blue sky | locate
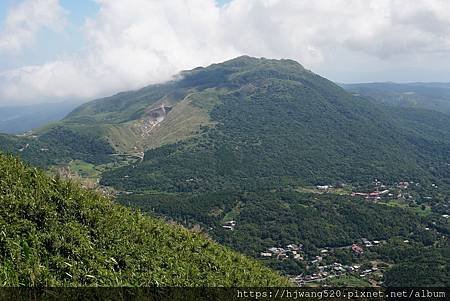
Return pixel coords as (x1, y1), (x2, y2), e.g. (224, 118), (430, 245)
(0, 0), (98, 69)
(60, 0), (98, 24)
(0, 0), (231, 70)
(1, 0), (450, 105)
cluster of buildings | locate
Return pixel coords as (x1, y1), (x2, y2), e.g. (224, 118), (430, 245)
(261, 238), (384, 262)
(260, 244), (303, 260)
(267, 239), (387, 286)
(350, 179), (422, 201)
(351, 238), (383, 254)
(315, 180), (435, 205)
(291, 262), (372, 285)
(351, 189), (390, 200)
(291, 258), (383, 286)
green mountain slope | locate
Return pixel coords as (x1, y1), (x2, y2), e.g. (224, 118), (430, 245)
(0, 73), (222, 168)
(2, 58), (449, 183)
(100, 57), (450, 191)
(0, 126), (114, 168)
(93, 57), (449, 286)
(341, 82), (450, 115)
(0, 153), (289, 286)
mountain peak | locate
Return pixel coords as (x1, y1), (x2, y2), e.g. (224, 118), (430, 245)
(220, 55), (263, 66)
(182, 56), (306, 76)
(176, 56), (308, 91)
(214, 55), (306, 72)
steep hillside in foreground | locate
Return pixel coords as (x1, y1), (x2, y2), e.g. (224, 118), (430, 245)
(0, 154), (289, 286)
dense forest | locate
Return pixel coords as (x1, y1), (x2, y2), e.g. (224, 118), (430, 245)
(0, 126), (114, 168)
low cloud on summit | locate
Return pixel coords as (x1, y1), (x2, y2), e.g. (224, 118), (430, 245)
(1, 0), (450, 105)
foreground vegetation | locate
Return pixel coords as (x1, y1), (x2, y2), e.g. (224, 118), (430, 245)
(0, 154), (289, 286)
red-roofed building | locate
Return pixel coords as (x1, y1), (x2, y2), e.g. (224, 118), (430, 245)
(351, 244), (364, 255)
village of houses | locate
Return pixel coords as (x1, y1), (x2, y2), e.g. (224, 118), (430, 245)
(317, 178), (421, 201)
(315, 178), (448, 219)
(258, 238), (385, 286)
(220, 178), (449, 286)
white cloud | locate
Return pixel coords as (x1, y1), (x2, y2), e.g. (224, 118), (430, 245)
(1, 0), (450, 105)
(0, 0), (67, 53)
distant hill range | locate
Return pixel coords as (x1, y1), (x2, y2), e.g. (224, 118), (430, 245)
(341, 82), (450, 116)
(0, 101), (81, 134)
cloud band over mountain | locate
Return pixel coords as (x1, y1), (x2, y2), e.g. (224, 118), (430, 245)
(1, 0), (450, 105)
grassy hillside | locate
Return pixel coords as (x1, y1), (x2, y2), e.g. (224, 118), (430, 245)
(0, 80), (219, 166)
(0, 153), (289, 286)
